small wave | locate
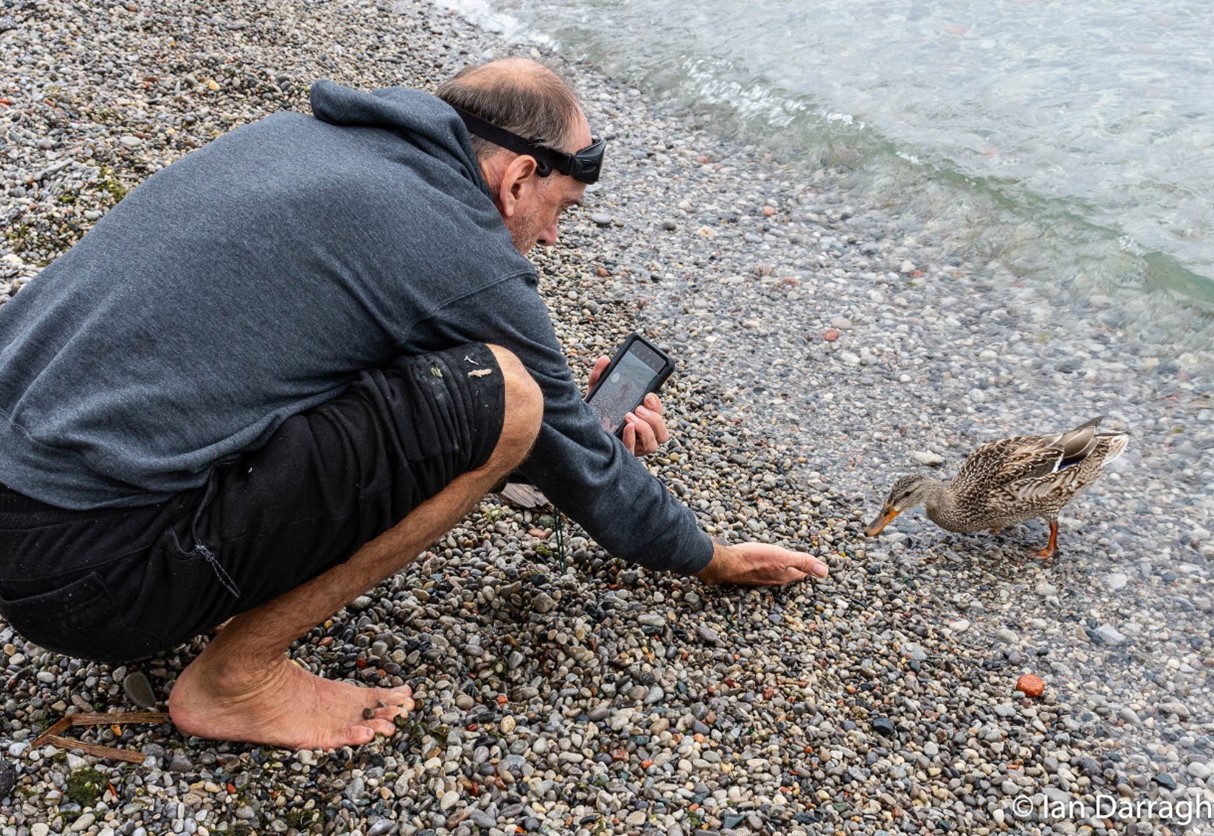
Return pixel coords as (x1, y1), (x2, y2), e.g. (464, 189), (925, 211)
(433, 0), (553, 47)
(681, 57), (809, 130)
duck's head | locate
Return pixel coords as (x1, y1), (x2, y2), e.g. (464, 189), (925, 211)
(864, 474), (940, 536)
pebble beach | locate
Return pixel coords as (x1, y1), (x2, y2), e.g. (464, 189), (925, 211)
(3, 1), (1214, 835)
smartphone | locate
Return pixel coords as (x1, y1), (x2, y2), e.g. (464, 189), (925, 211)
(585, 332), (675, 437)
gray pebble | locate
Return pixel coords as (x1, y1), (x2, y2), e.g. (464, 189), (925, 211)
(1091, 624), (1127, 646)
(0, 758), (15, 798)
(123, 671), (158, 708)
(1153, 773), (1177, 790)
(531, 591), (557, 613)
(911, 450), (943, 466)
(469, 811), (497, 828)
(872, 717), (896, 738)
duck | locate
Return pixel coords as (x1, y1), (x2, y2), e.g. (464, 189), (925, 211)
(864, 417), (1129, 558)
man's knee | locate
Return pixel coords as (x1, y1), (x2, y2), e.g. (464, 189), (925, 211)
(486, 344), (543, 459)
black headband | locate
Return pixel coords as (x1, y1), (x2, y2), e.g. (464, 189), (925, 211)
(453, 106), (605, 185)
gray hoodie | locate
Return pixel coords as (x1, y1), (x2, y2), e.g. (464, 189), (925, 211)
(0, 80), (713, 575)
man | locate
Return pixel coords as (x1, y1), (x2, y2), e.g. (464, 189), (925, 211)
(0, 58), (828, 750)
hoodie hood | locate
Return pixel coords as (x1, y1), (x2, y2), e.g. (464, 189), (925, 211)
(309, 79), (487, 195)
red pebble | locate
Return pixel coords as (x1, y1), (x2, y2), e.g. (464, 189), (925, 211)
(1016, 673), (1045, 698)
(823, 328), (840, 342)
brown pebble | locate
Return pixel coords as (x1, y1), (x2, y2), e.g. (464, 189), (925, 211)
(362, 707), (376, 720)
(1016, 673), (1045, 698)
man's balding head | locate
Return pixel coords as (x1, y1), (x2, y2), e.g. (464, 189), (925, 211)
(436, 57), (586, 159)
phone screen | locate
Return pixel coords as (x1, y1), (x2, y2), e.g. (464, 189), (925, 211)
(587, 340), (669, 435)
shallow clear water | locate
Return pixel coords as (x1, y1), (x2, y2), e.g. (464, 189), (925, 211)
(440, 0), (1214, 357)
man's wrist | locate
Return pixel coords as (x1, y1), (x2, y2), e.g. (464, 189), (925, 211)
(694, 540), (731, 584)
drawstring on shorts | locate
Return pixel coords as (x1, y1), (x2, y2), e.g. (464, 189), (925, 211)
(172, 467), (242, 599)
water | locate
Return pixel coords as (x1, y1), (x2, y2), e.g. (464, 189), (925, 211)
(438, 0), (1214, 360)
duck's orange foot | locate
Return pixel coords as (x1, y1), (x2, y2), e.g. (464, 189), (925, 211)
(1035, 520), (1059, 560)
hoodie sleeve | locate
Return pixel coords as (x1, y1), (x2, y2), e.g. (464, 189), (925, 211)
(416, 273), (714, 576)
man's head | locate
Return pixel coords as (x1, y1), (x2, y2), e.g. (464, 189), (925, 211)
(436, 58), (596, 255)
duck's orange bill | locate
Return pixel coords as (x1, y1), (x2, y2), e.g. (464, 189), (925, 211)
(864, 508), (900, 537)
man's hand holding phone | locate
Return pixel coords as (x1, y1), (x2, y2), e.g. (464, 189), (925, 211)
(585, 333), (674, 456)
(587, 356), (670, 455)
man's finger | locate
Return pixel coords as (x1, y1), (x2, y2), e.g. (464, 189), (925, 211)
(587, 356), (610, 390)
(635, 402), (669, 445)
(627, 413), (657, 454)
(794, 555), (829, 578)
(756, 568), (807, 587)
(620, 420), (637, 454)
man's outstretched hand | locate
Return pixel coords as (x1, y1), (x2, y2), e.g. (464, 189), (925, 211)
(695, 542), (829, 586)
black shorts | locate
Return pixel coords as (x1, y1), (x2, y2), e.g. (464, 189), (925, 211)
(0, 344), (505, 663)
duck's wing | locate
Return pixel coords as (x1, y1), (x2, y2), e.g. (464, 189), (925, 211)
(951, 418), (1104, 494)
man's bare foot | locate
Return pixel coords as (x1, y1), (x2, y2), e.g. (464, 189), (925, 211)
(168, 653), (414, 750)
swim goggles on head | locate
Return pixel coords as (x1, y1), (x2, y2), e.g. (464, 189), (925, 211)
(453, 106), (605, 185)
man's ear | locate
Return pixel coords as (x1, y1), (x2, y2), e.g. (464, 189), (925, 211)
(494, 155), (540, 219)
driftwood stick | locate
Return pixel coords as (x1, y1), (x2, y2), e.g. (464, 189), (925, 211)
(32, 711), (171, 763)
